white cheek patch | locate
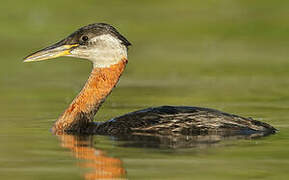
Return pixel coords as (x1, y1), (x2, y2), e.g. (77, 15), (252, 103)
(70, 34), (127, 68)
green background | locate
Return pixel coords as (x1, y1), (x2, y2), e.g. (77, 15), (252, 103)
(0, 0), (289, 179)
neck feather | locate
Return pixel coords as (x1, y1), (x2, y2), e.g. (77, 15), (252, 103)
(52, 58), (127, 133)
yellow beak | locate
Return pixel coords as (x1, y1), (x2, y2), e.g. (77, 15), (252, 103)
(23, 43), (79, 62)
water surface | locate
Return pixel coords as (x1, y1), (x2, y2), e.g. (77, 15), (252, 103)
(1, 0), (289, 179)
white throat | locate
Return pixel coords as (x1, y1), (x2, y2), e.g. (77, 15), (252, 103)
(70, 34), (128, 68)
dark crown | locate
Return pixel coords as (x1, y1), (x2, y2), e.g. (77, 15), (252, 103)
(67, 23), (132, 47)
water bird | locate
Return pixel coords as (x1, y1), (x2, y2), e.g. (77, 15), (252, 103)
(24, 23), (276, 136)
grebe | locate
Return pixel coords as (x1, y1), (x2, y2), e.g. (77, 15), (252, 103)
(24, 23), (276, 136)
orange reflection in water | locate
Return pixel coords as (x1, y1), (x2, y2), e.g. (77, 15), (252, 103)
(58, 135), (126, 180)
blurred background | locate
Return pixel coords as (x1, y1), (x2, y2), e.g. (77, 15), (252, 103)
(0, 0), (289, 179)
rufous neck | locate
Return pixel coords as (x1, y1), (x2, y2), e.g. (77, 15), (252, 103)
(53, 58), (127, 133)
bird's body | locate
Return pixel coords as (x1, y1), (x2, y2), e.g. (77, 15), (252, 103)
(84, 106), (275, 136)
(24, 23), (276, 136)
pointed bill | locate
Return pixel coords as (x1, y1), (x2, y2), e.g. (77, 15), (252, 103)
(23, 42), (79, 62)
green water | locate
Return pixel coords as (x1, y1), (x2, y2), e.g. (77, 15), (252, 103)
(1, 0), (289, 179)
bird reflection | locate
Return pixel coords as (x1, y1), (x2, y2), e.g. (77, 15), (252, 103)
(58, 135), (126, 180)
(57, 131), (272, 179)
(113, 131), (269, 149)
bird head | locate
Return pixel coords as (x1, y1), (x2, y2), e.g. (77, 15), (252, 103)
(24, 23), (131, 67)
